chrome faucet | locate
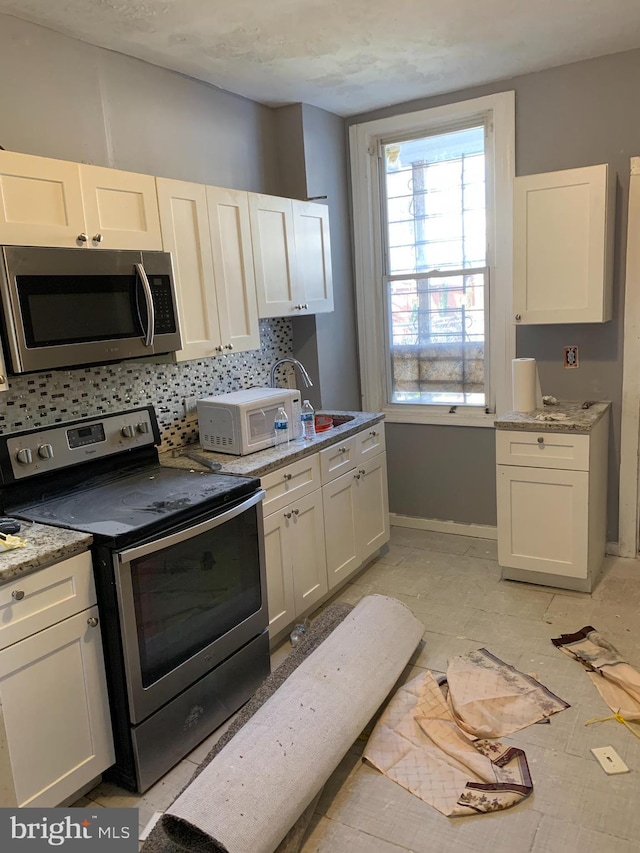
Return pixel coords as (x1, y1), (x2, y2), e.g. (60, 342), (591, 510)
(269, 357), (314, 389)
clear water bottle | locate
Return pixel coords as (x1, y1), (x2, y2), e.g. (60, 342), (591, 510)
(274, 406), (289, 447)
(300, 399), (316, 440)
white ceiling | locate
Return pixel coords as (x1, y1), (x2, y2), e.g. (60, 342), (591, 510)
(2, 0), (640, 116)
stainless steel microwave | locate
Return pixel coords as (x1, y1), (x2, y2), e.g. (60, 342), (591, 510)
(0, 246), (182, 374)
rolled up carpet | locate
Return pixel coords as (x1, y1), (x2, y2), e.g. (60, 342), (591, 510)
(162, 594), (424, 853)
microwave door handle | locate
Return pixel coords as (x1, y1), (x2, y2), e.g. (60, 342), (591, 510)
(135, 262), (155, 348)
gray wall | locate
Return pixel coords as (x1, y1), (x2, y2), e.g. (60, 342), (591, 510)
(347, 49), (640, 540)
(0, 15), (279, 192)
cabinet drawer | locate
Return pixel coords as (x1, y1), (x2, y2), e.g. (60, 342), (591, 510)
(319, 436), (357, 484)
(0, 552), (95, 651)
(355, 423), (385, 463)
(261, 454), (320, 516)
(496, 429), (590, 471)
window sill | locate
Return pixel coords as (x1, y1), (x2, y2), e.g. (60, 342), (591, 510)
(382, 406), (496, 428)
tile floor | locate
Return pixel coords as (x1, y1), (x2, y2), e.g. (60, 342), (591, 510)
(76, 527), (640, 852)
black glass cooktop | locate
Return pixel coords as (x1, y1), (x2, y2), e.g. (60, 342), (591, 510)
(10, 465), (259, 539)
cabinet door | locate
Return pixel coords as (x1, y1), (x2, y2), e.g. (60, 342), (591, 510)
(263, 510), (295, 638)
(207, 187), (260, 353)
(289, 492), (328, 614)
(0, 151), (86, 247)
(496, 464), (588, 578)
(292, 201), (333, 314)
(157, 177), (222, 361)
(323, 469), (360, 590)
(0, 606), (114, 807)
(513, 164), (613, 324)
(249, 193), (299, 318)
(79, 164), (162, 250)
(356, 452), (390, 563)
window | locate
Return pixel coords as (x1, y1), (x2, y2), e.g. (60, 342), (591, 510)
(349, 93), (515, 426)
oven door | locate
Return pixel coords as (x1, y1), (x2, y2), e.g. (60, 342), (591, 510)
(114, 489), (267, 724)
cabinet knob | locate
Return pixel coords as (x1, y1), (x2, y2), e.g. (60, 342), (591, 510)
(515, 314), (521, 321)
(87, 616), (99, 627)
(11, 590), (25, 601)
(215, 345), (223, 353)
(339, 447), (347, 454)
(292, 508), (299, 515)
(303, 303), (309, 310)
(92, 233), (103, 243)
(225, 343), (233, 350)
(370, 430), (377, 437)
(77, 233), (88, 243)
(284, 511), (292, 519)
(359, 468), (366, 475)
(537, 436), (544, 444)
(0, 376), (6, 384)
(354, 473), (361, 480)
(283, 473), (292, 481)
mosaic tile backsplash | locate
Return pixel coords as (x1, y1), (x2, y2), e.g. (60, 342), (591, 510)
(0, 319), (293, 451)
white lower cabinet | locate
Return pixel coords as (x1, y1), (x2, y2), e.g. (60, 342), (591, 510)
(0, 553), (114, 807)
(264, 490), (327, 638)
(263, 423), (390, 640)
(496, 415), (608, 591)
(323, 452), (390, 590)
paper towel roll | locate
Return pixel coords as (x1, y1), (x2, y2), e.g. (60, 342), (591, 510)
(512, 358), (538, 412)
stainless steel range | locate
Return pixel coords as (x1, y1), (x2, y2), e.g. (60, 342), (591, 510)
(0, 406), (270, 793)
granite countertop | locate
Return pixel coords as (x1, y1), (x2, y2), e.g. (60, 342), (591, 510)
(0, 522), (92, 586)
(494, 400), (610, 433)
(160, 410), (385, 478)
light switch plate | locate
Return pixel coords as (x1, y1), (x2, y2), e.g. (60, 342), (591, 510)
(591, 746), (629, 774)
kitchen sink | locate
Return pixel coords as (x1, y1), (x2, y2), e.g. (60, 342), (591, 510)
(329, 414), (355, 426)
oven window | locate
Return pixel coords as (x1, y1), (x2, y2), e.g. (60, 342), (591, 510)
(129, 504), (262, 687)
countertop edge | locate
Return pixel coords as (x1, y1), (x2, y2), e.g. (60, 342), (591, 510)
(0, 526), (93, 586)
(494, 401), (611, 433)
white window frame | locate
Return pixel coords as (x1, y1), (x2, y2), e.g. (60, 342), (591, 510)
(349, 91), (515, 427)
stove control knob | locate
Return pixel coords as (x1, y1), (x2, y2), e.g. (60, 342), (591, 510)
(121, 424), (136, 439)
(37, 443), (54, 460)
(136, 421), (150, 434)
(16, 448), (33, 465)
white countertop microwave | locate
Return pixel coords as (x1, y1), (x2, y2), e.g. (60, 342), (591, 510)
(197, 388), (302, 455)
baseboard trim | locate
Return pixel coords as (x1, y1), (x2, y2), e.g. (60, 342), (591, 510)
(389, 513), (497, 540)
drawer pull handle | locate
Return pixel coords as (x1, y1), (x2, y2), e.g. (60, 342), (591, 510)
(359, 469), (366, 475)
(537, 437), (544, 444)
(87, 616), (99, 628)
(370, 430), (378, 437)
(11, 590), (25, 601)
(354, 473), (361, 479)
(284, 511), (292, 519)
(292, 508), (299, 515)
(339, 447), (347, 454)
(283, 473), (292, 481)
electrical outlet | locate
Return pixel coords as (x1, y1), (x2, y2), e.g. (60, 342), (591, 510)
(564, 346), (579, 368)
(182, 396), (197, 417)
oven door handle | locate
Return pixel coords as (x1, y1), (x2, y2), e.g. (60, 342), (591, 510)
(116, 489), (265, 563)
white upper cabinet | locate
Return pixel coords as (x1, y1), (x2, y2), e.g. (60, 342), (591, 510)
(0, 151), (162, 250)
(156, 178), (259, 361)
(513, 163), (614, 324)
(292, 200), (333, 314)
(206, 186), (260, 353)
(0, 151), (86, 248)
(78, 164), (162, 250)
(249, 193), (333, 318)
